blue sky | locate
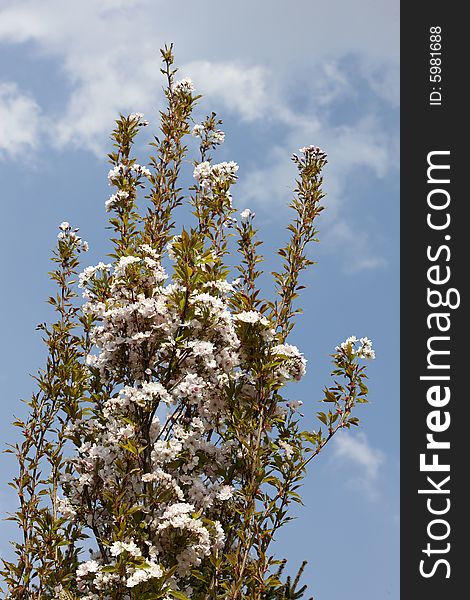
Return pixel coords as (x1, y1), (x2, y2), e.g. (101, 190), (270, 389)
(0, 1), (399, 598)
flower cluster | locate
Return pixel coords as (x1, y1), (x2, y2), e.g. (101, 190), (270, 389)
(240, 208), (254, 222)
(59, 236), (274, 594)
(192, 122), (225, 145)
(172, 77), (195, 95)
(105, 190), (129, 212)
(129, 112), (149, 127)
(107, 163), (151, 185)
(60, 222), (317, 596)
(57, 221), (89, 252)
(336, 335), (376, 360)
(291, 145), (328, 170)
(193, 160), (239, 189)
(272, 343), (307, 382)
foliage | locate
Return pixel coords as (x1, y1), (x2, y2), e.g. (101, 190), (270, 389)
(1, 45), (374, 600)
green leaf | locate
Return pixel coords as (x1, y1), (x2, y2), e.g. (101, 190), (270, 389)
(169, 592), (190, 600)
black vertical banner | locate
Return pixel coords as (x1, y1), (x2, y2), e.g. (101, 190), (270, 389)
(401, 4), (467, 597)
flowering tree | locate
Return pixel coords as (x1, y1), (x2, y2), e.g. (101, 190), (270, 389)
(1, 46), (374, 600)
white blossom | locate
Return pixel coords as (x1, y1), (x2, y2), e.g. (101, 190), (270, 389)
(212, 129), (225, 144)
(110, 539), (142, 557)
(193, 160), (238, 189)
(172, 78), (195, 94)
(107, 163), (126, 184)
(234, 310), (269, 326)
(217, 485), (233, 501)
(278, 440), (294, 459)
(126, 562), (163, 587)
(131, 163), (152, 178)
(336, 335), (375, 359)
(192, 123), (204, 137)
(193, 161), (211, 185)
(76, 560), (100, 578)
(272, 344), (307, 381)
(357, 336), (375, 359)
(129, 112), (149, 126)
(240, 208), (254, 222)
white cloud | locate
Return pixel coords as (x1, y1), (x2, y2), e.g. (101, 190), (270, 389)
(0, 0), (398, 65)
(332, 432), (385, 500)
(0, 0), (398, 150)
(0, 2), (270, 152)
(0, 82), (41, 158)
(240, 112), (393, 203)
(0, 0), (398, 269)
(181, 61), (268, 122)
(51, 54), (160, 154)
